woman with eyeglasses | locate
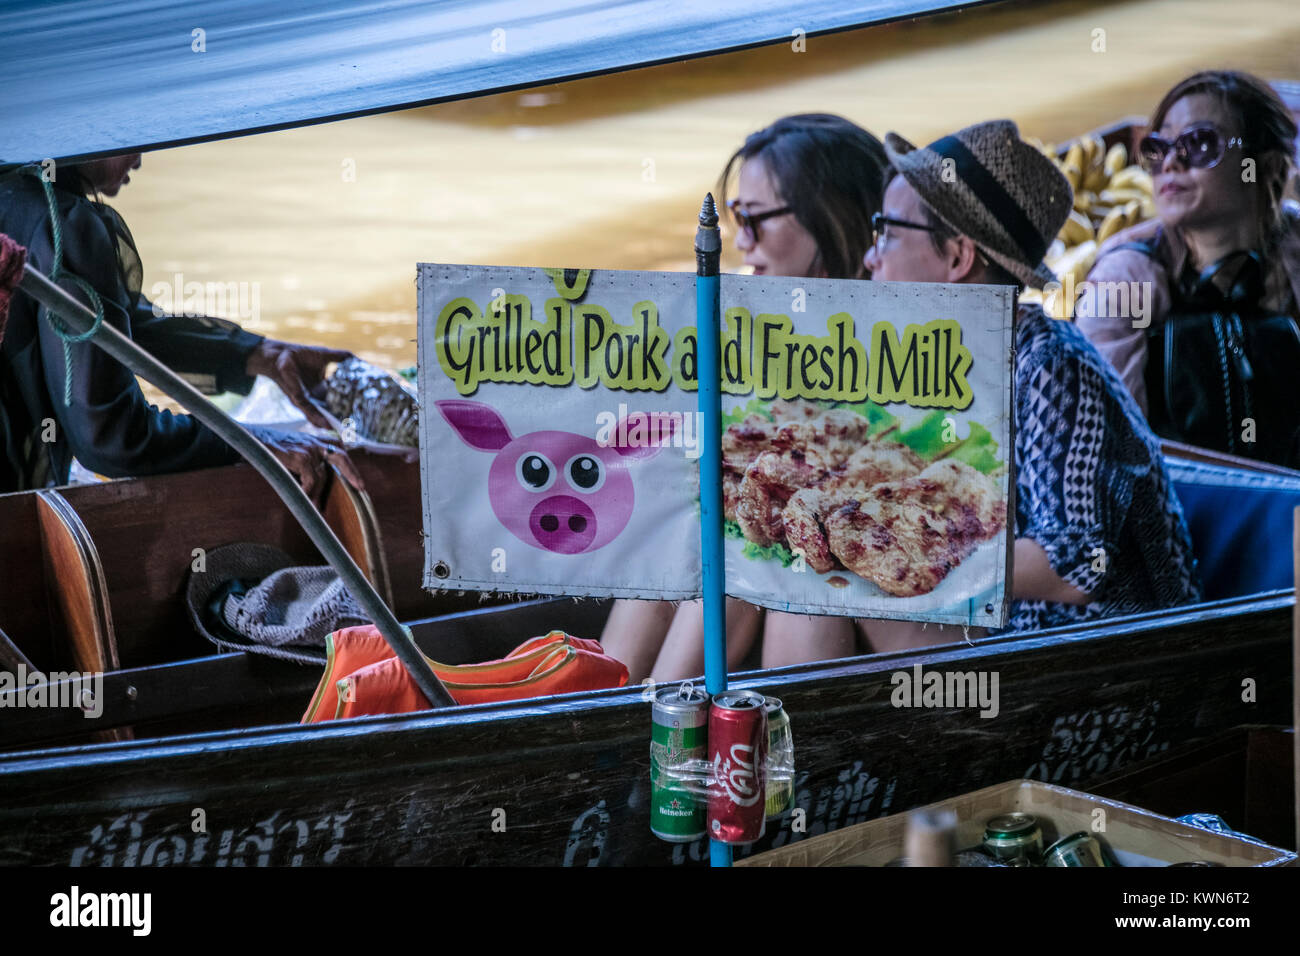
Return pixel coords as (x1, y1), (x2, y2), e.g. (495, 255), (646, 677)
(599, 113), (889, 683)
(1075, 70), (1300, 466)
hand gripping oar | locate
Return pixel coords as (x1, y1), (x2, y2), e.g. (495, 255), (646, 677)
(14, 255), (456, 709)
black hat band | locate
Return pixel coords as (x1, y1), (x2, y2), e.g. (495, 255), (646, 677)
(930, 134), (1048, 267)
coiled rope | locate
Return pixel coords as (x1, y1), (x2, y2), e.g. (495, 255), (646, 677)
(24, 166), (104, 404)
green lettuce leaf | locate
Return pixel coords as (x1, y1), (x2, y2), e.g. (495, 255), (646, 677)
(721, 398), (776, 428)
(894, 413), (1002, 475)
(897, 409), (951, 459)
(845, 400), (900, 437)
(742, 539), (796, 567)
(726, 519), (795, 566)
(946, 421), (1001, 474)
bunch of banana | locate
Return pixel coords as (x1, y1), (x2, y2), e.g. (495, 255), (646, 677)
(1020, 135), (1156, 318)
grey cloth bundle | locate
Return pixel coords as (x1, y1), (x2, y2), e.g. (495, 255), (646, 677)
(184, 543), (370, 666)
(222, 566), (368, 649)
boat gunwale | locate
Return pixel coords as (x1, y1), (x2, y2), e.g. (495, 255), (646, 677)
(0, 585), (1290, 773)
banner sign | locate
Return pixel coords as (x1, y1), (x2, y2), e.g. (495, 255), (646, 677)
(418, 265), (1015, 627)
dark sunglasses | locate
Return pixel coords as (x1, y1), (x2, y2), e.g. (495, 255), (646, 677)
(871, 212), (941, 248)
(1137, 125), (1244, 173)
(726, 198), (793, 242)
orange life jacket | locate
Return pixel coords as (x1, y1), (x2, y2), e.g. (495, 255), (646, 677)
(302, 626), (627, 722)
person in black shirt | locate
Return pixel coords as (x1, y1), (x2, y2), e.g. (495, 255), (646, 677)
(0, 153), (359, 495)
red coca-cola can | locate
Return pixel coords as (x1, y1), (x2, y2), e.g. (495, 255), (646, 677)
(708, 689), (768, 844)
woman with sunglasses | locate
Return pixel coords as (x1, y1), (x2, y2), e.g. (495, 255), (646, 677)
(1075, 70), (1300, 464)
(600, 113), (889, 683)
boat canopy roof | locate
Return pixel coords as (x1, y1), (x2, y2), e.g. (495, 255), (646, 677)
(0, 0), (978, 167)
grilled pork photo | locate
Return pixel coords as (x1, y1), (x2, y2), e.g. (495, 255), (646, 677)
(724, 402), (1004, 596)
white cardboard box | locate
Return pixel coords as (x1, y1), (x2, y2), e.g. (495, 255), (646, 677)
(739, 779), (1296, 867)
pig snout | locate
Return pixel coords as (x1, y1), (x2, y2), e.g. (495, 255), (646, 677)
(529, 495), (598, 554)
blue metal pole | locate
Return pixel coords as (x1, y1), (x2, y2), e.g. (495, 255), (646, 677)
(694, 194), (731, 868)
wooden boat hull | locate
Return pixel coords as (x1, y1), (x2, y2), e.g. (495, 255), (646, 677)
(3, 103), (1296, 859)
(4, 21), (1298, 868)
(2, 396), (1297, 864)
(1090, 724), (1295, 851)
(0, 452), (498, 678)
(0, 589), (1289, 866)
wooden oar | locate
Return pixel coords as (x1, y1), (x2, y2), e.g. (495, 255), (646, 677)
(0, 625), (36, 674)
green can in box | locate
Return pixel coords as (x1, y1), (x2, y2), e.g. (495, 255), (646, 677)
(983, 812), (1044, 864)
(1044, 831), (1110, 867)
(650, 683), (709, 842)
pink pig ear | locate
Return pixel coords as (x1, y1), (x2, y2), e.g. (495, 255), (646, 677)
(436, 400), (514, 451)
(612, 411), (677, 460)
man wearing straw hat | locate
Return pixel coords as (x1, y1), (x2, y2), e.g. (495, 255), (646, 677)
(862, 119), (1201, 644)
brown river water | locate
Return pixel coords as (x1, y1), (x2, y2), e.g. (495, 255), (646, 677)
(112, 0), (1300, 385)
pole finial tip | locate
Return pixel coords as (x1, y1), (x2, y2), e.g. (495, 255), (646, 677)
(699, 192), (718, 227)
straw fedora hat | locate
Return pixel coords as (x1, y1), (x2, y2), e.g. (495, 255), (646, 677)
(883, 119), (1072, 289)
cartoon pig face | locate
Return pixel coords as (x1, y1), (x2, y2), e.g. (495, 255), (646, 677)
(436, 400), (667, 555)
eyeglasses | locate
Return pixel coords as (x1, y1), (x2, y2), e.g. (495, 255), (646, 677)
(871, 212), (941, 249)
(870, 212), (994, 268)
(1137, 125), (1244, 173)
(727, 198), (793, 243)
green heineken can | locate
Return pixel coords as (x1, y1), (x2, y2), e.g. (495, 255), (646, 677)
(650, 683), (709, 842)
(764, 696), (794, 819)
(1044, 832), (1110, 867)
(983, 812), (1044, 865)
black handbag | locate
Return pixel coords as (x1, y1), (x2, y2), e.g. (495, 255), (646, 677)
(1120, 232), (1300, 467)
